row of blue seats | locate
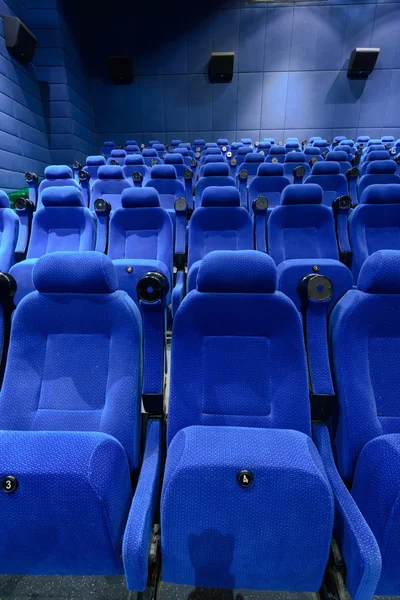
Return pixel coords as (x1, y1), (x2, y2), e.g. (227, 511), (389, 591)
(3, 243), (400, 597)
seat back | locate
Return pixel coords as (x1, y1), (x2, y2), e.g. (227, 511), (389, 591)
(153, 143), (166, 159)
(174, 148), (192, 166)
(145, 165), (185, 211)
(195, 163), (236, 209)
(256, 141), (271, 157)
(235, 146), (253, 167)
(285, 141), (301, 152)
(164, 153), (189, 185)
(266, 145), (286, 163)
(304, 162), (348, 207)
(283, 152), (310, 183)
(91, 165), (131, 211)
(330, 250), (400, 480)
(100, 141), (115, 157)
(27, 187), (96, 259)
(358, 160), (400, 199)
(248, 163), (290, 214)
(168, 250), (311, 443)
(125, 144), (140, 155)
(142, 148), (162, 166)
(239, 153), (265, 184)
(0, 190), (19, 273)
(240, 137), (253, 148)
(359, 150), (391, 176)
(326, 151), (352, 175)
(38, 166), (81, 209)
(85, 156), (107, 186)
(108, 149), (127, 166)
(188, 187), (253, 270)
(123, 155), (150, 184)
(268, 184), (339, 264)
(313, 139), (329, 155)
(349, 184), (400, 280)
(192, 139), (206, 153)
(304, 147), (323, 164)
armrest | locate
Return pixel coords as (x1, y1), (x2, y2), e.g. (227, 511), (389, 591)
(123, 418), (163, 591)
(312, 423), (381, 600)
(172, 270), (185, 318)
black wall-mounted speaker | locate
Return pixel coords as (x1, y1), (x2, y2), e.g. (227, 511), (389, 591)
(347, 48), (380, 79)
(3, 15), (37, 64)
(209, 52), (234, 83)
(108, 55), (133, 84)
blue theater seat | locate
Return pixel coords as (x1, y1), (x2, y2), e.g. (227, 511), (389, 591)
(313, 139), (329, 156)
(125, 144), (140, 155)
(309, 136), (322, 144)
(145, 165), (186, 220)
(359, 150), (391, 176)
(108, 149), (127, 166)
(194, 163), (236, 209)
(217, 138), (230, 152)
(85, 156), (107, 188)
(304, 162), (348, 207)
(142, 148), (162, 166)
(199, 155), (225, 177)
(326, 151), (352, 174)
(174, 147), (193, 167)
(304, 146), (323, 165)
(285, 141), (301, 152)
(333, 136), (346, 146)
(248, 163), (290, 216)
(235, 146), (253, 167)
(148, 140), (161, 147)
(230, 142), (244, 157)
(164, 153), (190, 185)
(38, 166), (81, 210)
(362, 144), (385, 159)
(100, 141), (115, 157)
(381, 135), (395, 149)
(266, 145), (286, 163)
(123, 155), (150, 187)
(367, 139), (382, 147)
(240, 137), (253, 147)
(0, 190), (19, 273)
(125, 139), (138, 147)
(330, 249), (400, 595)
(238, 152), (265, 185)
(264, 137), (275, 144)
(0, 251), (162, 586)
(162, 250), (334, 591)
(283, 152), (310, 183)
(256, 141), (271, 156)
(357, 160), (400, 200)
(169, 139), (182, 151)
(192, 139), (206, 153)
(335, 145), (353, 159)
(349, 184), (400, 280)
(186, 187), (253, 292)
(153, 144), (167, 159)
(91, 165), (131, 211)
(10, 186), (96, 305)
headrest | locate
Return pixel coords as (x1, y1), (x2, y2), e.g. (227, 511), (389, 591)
(396, 140), (400, 147)
(197, 250), (276, 294)
(367, 139), (382, 146)
(86, 155), (106, 167)
(205, 148), (222, 155)
(121, 187), (160, 208)
(337, 145), (351, 154)
(33, 252), (117, 294)
(382, 136), (395, 143)
(366, 145), (385, 153)
(339, 140), (354, 147)
(203, 162), (230, 177)
(201, 186), (240, 207)
(194, 139), (205, 145)
(125, 145), (139, 152)
(258, 142), (271, 149)
(311, 161), (341, 175)
(150, 165), (177, 179)
(125, 154), (145, 165)
(205, 143), (218, 148)
(240, 138), (252, 145)
(178, 143), (191, 149)
(313, 140), (328, 147)
(281, 184), (323, 206)
(365, 151), (391, 162)
(41, 186), (85, 207)
(125, 140), (137, 146)
(231, 142), (244, 149)
(205, 155), (224, 164)
(304, 147), (321, 155)
(358, 250), (400, 294)
(361, 184), (400, 205)
(286, 137), (299, 142)
(164, 153), (184, 165)
(309, 137), (322, 143)
(357, 136), (370, 142)
(285, 142), (299, 149)
(238, 147), (253, 155)
(327, 151), (347, 162)
(334, 136), (346, 142)
(175, 148), (189, 156)
(110, 149), (127, 158)
(142, 148), (157, 157)
(217, 138), (229, 145)
(264, 138), (275, 143)
(365, 160), (397, 175)
(0, 190), (10, 208)
(257, 163), (284, 176)
(44, 165), (73, 180)
(244, 153), (264, 163)
(97, 165), (125, 180)
(285, 152), (306, 163)
(149, 140), (160, 146)
(269, 146), (285, 155)
(102, 141), (115, 147)
(153, 144), (165, 151)
(170, 140), (182, 146)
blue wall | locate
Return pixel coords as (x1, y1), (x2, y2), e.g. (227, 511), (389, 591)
(72, 0), (400, 147)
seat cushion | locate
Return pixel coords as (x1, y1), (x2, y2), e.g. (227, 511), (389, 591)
(161, 425), (333, 591)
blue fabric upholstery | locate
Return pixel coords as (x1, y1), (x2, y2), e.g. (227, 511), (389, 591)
(349, 185), (400, 279)
(365, 160), (397, 175)
(123, 156), (150, 184)
(304, 163), (348, 207)
(0, 190), (19, 273)
(85, 156), (107, 185)
(125, 145), (140, 154)
(282, 153), (310, 183)
(326, 151), (352, 175)
(145, 166), (185, 213)
(164, 153), (184, 165)
(108, 149), (127, 166)
(359, 151), (391, 176)
(358, 162), (400, 199)
(201, 186), (240, 207)
(38, 166), (81, 210)
(0, 251), (143, 576)
(41, 186), (85, 207)
(268, 185), (339, 264)
(203, 163), (229, 176)
(329, 249), (400, 594)
(10, 188), (96, 304)
(91, 166), (131, 211)
(162, 250), (333, 590)
(142, 149), (162, 166)
(258, 163), (284, 176)
(195, 168), (236, 208)
(266, 146), (286, 163)
(248, 163), (290, 215)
